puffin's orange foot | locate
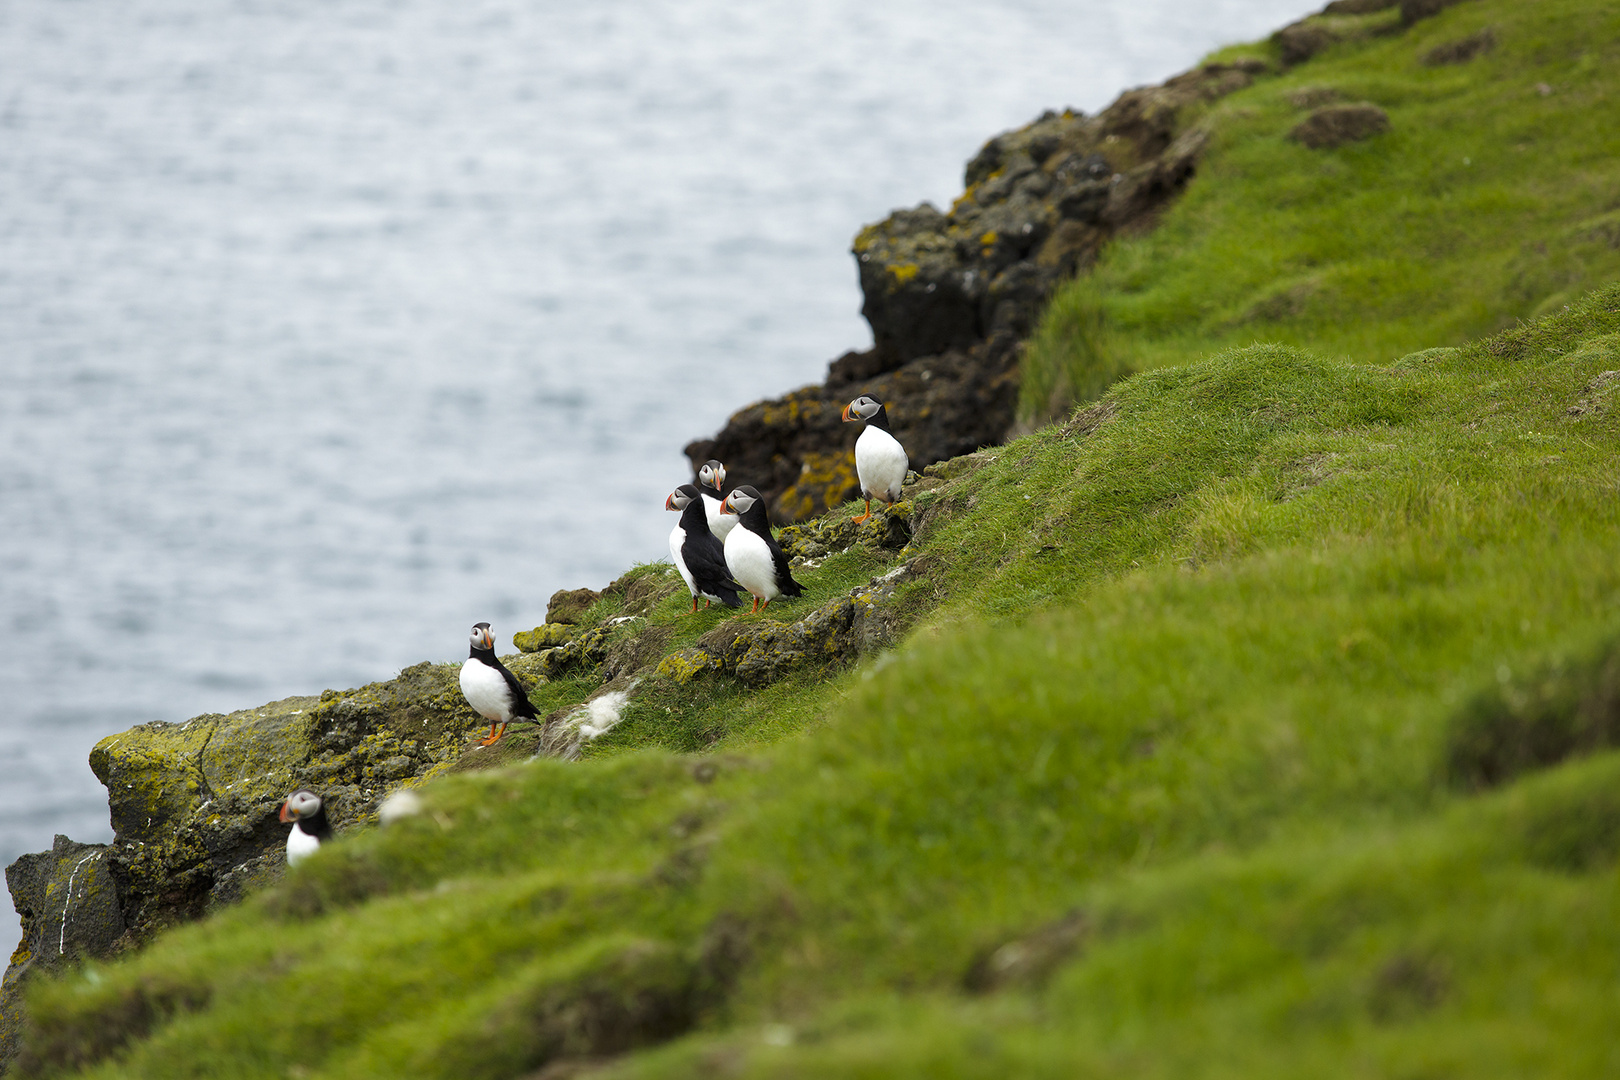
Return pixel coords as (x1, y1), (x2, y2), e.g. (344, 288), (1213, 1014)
(477, 724), (507, 747)
(851, 512), (872, 525)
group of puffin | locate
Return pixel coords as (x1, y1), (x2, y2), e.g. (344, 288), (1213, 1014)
(278, 395), (908, 865)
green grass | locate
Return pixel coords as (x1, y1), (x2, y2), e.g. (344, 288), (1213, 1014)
(21, 281), (1620, 1078)
(1022, 0), (1620, 422)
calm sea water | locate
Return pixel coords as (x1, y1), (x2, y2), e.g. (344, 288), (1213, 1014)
(0, 0), (1312, 955)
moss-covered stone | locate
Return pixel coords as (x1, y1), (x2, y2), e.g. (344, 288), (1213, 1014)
(30, 670), (492, 959)
(545, 588), (601, 625)
(89, 718), (217, 847)
(512, 623), (575, 652)
(538, 626), (613, 679)
(664, 560), (923, 691)
(734, 597), (856, 688)
(656, 649), (720, 686)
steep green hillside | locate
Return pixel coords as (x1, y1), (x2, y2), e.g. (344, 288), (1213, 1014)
(1023, 0), (1620, 422)
(17, 280), (1620, 1077)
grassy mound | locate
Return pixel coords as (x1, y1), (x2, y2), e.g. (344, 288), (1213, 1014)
(1021, 0), (1620, 423)
(17, 277), (1620, 1076)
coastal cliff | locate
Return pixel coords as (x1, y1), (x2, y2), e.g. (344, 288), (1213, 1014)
(683, 0), (1484, 523)
(10, 0), (1620, 1073)
(685, 61), (1260, 522)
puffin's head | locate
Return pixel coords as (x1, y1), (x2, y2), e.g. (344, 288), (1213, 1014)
(279, 789), (323, 824)
(842, 395), (883, 423)
(469, 622), (494, 651)
(698, 460), (727, 493)
(665, 484), (698, 512)
(721, 486), (761, 517)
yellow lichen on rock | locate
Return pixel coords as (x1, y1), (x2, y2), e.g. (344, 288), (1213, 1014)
(656, 649), (719, 686)
(514, 623), (576, 653)
(775, 451), (859, 522)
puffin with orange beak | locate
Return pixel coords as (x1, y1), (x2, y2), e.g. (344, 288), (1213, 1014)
(696, 459), (737, 541)
(459, 622), (538, 746)
(279, 789), (332, 867)
(666, 484), (744, 613)
(720, 485), (803, 613)
(842, 395), (908, 525)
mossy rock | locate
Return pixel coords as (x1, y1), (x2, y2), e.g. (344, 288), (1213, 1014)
(513, 623), (576, 653)
(656, 649), (721, 686)
(90, 717), (220, 846)
(539, 626), (613, 679)
(545, 588), (602, 625)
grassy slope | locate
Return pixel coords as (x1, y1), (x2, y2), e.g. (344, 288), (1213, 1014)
(19, 1), (1620, 1075)
(24, 283), (1620, 1079)
(1022, 0), (1620, 422)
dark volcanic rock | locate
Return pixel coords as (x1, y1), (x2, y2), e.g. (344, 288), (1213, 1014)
(2, 836), (125, 1069)
(689, 60), (1269, 521)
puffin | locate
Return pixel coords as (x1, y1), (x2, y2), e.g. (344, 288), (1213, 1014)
(696, 459), (737, 541)
(666, 484), (744, 613)
(279, 789), (332, 867)
(459, 621), (538, 746)
(842, 395), (909, 525)
(720, 485), (804, 613)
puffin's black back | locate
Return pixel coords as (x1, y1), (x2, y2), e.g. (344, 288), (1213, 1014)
(733, 487), (803, 598)
(677, 487), (743, 606)
(300, 803), (334, 841)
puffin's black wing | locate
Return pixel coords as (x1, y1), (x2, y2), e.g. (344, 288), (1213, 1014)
(303, 805), (335, 841)
(689, 534), (744, 606)
(492, 658), (539, 720)
(767, 534), (805, 597)
(679, 498), (743, 606)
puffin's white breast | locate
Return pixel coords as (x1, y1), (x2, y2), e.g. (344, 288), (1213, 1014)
(855, 426), (908, 503)
(669, 524), (697, 596)
(703, 494), (737, 540)
(724, 526), (780, 600)
(460, 658), (513, 722)
(286, 823), (321, 867)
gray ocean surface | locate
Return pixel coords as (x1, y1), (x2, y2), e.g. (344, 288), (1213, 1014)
(0, 0), (1312, 957)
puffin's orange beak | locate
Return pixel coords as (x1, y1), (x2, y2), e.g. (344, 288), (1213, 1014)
(841, 403), (853, 422)
(720, 500), (736, 515)
(665, 494), (677, 510)
(278, 801), (293, 823)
